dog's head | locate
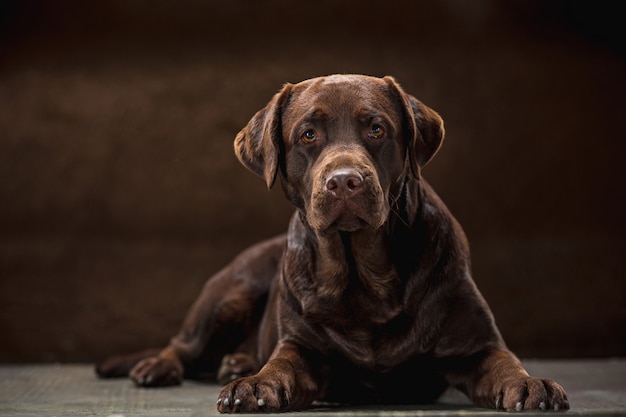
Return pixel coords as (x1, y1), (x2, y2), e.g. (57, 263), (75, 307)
(235, 74), (444, 235)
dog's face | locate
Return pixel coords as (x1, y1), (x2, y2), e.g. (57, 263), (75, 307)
(235, 74), (445, 235)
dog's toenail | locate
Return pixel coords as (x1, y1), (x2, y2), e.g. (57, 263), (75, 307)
(234, 399), (241, 406)
(515, 402), (523, 411)
(539, 401), (546, 410)
(223, 398), (229, 406)
(257, 398), (265, 407)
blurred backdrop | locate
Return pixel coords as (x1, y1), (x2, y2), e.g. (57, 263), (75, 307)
(0, 0), (624, 363)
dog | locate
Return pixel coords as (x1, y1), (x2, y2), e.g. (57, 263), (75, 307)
(96, 74), (569, 413)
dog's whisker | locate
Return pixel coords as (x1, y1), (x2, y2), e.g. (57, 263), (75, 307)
(388, 192), (409, 227)
(389, 205), (409, 228)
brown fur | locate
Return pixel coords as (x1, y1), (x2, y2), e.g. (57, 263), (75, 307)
(96, 74), (569, 413)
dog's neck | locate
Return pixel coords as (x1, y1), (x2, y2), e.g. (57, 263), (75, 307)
(290, 211), (402, 323)
(318, 228), (395, 292)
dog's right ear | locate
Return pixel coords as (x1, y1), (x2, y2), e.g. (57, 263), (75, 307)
(234, 83), (293, 189)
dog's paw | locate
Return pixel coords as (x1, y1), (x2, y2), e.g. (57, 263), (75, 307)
(217, 353), (259, 385)
(95, 349), (161, 378)
(95, 356), (131, 378)
(129, 356), (183, 387)
(496, 376), (569, 411)
(216, 375), (292, 413)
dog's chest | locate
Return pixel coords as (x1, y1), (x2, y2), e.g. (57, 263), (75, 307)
(300, 285), (411, 371)
(319, 312), (412, 371)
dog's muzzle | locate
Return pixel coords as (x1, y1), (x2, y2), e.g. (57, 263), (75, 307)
(307, 150), (388, 234)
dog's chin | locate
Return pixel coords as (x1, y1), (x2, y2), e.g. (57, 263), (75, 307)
(312, 212), (383, 236)
(331, 214), (368, 233)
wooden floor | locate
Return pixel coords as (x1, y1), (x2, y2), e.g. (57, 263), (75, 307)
(1, 359), (625, 416)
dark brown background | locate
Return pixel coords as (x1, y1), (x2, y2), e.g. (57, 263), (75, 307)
(1, 1), (624, 363)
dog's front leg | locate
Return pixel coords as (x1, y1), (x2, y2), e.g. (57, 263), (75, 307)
(453, 348), (569, 412)
(216, 340), (322, 413)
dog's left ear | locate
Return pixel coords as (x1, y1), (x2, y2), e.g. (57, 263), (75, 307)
(234, 83), (293, 188)
(384, 76), (445, 177)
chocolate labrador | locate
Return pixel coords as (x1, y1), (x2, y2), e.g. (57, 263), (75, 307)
(96, 74), (569, 413)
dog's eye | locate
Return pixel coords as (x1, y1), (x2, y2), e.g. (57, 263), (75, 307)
(301, 129), (318, 144)
(368, 125), (385, 139)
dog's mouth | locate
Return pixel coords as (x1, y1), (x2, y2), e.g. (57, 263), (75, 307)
(326, 202), (370, 233)
(308, 181), (388, 234)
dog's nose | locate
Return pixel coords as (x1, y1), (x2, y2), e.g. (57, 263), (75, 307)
(326, 169), (363, 198)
